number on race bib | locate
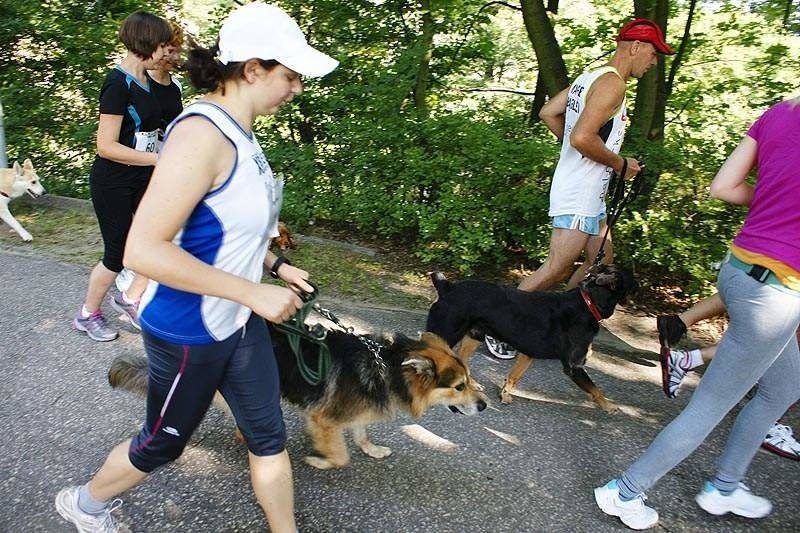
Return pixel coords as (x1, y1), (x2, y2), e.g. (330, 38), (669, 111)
(134, 130), (160, 153)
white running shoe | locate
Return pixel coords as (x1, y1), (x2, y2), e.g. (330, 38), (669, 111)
(594, 479), (658, 530)
(55, 486), (122, 533)
(695, 481), (772, 518)
(484, 335), (517, 359)
(659, 348), (688, 398)
(761, 422), (800, 461)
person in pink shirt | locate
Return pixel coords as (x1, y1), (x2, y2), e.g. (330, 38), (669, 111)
(594, 95), (800, 529)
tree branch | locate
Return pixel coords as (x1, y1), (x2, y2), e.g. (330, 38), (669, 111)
(666, 0), (696, 98)
(458, 87), (537, 95)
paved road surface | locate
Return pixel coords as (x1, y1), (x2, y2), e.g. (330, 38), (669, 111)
(1, 249), (797, 532)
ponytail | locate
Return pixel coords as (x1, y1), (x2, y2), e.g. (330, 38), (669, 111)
(185, 44), (224, 91)
(185, 41), (282, 93)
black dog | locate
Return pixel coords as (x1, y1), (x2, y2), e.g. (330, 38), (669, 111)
(425, 264), (636, 412)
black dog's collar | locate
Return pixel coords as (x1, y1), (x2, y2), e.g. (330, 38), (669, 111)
(580, 288), (603, 321)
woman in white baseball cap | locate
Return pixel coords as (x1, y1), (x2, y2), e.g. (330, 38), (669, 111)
(55, 4), (337, 533)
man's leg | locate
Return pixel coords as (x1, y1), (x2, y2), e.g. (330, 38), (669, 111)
(518, 227), (590, 292)
(486, 226), (590, 358)
(566, 225), (613, 290)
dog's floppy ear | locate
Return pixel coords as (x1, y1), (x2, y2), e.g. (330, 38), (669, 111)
(402, 355), (435, 378)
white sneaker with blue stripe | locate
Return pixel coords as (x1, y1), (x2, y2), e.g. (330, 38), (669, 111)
(695, 481), (772, 518)
(594, 479), (658, 530)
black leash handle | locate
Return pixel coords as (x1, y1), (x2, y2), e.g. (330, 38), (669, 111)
(591, 158), (645, 269)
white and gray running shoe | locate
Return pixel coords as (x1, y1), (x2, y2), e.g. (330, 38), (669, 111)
(55, 486), (122, 533)
(484, 335), (517, 359)
(659, 348), (687, 398)
(110, 292), (141, 331)
(761, 422), (800, 461)
(73, 310), (118, 342)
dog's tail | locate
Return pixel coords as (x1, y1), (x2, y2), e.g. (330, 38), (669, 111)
(429, 272), (452, 296)
(108, 354), (149, 397)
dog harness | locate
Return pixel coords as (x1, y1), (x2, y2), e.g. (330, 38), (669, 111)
(139, 102), (283, 344)
(549, 66), (627, 218)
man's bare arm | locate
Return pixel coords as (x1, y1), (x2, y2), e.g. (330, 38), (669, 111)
(539, 87), (569, 141)
(570, 74), (639, 178)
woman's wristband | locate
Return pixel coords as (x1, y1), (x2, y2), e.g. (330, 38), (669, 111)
(269, 256), (291, 279)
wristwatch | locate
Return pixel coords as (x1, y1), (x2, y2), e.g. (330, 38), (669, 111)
(270, 256), (291, 279)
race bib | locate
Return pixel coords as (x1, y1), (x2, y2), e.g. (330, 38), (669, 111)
(134, 130), (159, 153)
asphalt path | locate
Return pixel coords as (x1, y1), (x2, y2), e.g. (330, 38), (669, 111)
(1, 249), (797, 532)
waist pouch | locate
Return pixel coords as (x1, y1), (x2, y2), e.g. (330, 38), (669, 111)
(724, 251), (800, 297)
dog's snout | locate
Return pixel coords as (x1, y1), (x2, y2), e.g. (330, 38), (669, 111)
(477, 399), (487, 412)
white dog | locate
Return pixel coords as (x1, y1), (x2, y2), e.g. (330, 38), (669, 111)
(0, 159), (46, 242)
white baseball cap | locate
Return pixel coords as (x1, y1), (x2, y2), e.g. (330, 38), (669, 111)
(217, 2), (338, 77)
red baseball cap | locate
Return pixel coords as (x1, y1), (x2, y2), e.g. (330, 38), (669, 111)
(616, 18), (674, 55)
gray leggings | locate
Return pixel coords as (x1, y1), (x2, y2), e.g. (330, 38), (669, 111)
(620, 262), (800, 495)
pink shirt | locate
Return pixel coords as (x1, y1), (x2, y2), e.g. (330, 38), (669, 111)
(733, 100), (800, 271)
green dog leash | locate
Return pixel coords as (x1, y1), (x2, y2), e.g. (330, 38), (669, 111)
(272, 281), (331, 386)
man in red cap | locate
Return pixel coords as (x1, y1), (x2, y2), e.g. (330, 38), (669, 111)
(484, 18), (674, 361)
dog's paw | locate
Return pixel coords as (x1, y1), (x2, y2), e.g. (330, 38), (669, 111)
(468, 377), (485, 392)
(19, 230), (33, 242)
(500, 388), (514, 404)
(597, 399), (619, 413)
(360, 443), (392, 459)
(304, 455), (347, 470)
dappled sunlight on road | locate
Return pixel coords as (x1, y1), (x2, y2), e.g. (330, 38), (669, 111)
(483, 426), (521, 445)
(477, 364), (663, 423)
(34, 317), (58, 332)
(401, 424), (458, 451)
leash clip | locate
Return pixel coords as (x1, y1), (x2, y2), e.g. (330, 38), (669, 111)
(299, 280), (319, 303)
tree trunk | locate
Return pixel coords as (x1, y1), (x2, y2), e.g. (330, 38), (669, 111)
(631, 0), (669, 142)
(519, 0), (569, 97)
(528, 73), (547, 124)
(784, 0), (795, 28)
(413, 0), (435, 118)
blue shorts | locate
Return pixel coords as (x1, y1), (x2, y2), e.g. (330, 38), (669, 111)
(129, 313), (286, 472)
(552, 213), (607, 236)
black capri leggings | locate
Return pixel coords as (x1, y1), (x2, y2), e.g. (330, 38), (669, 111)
(89, 162), (150, 273)
(129, 313), (286, 473)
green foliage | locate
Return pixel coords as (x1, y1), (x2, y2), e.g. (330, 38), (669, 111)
(266, 109), (556, 273)
(0, 0), (163, 197)
(2, 0), (799, 294)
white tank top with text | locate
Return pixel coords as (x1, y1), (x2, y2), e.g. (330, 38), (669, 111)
(139, 102), (283, 345)
(548, 66), (627, 218)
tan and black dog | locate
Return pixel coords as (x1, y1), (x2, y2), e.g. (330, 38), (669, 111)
(426, 264), (636, 413)
(0, 159), (46, 241)
(109, 329), (487, 469)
